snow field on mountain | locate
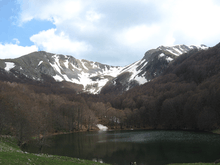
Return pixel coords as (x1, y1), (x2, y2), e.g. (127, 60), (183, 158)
(159, 53), (165, 58)
(2, 44), (208, 94)
(166, 57), (173, 62)
(5, 62), (15, 71)
(47, 54), (124, 93)
(135, 75), (147, 85)
(63, 60), (69, 68)
(53, 74), (63, 81)
(49, 44), (207, 92)
(120, 59), (148, 85)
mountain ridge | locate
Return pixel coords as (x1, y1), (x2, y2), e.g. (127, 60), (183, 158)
(100, 44), (208, 94)
(0, 44), (208, 94)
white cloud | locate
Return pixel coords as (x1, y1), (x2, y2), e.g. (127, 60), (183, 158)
(168, 0), (220, 44)
(117, 25), (160, 46)
(86, 10), (103, 22)
(30, 28), (92, 57)
(0, 42), (38, 59)
(18, 0), (83, 25)
(15, 0), (220, 66)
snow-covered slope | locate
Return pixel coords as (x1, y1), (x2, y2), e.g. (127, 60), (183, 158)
(46, 54), (122, 93)
(101, 44), (208, 94)
(0, 44), (208, 94)
(124, 44), (208, 84)
(0, 51), (122, 94)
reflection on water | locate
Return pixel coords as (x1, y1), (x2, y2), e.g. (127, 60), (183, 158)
(23, 130), (220, 165)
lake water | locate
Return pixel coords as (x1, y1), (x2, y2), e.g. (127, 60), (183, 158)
(23, 130), (220, 165)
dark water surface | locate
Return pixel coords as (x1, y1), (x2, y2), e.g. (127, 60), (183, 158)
(23, 130), (220, 165)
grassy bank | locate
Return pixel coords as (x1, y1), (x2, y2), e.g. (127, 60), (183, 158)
(211, 129), (220, 134)
(0, 136), (110, 165)
(168, 163), (219, 165)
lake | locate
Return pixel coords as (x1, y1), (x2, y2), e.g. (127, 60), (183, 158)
(23, 130), (220, 165)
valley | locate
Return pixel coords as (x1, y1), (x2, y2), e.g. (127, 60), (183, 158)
(0, 42), (219, 164)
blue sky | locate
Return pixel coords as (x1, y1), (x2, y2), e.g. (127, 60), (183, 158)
(1, 0), (220, 66)
(0, 0), (55, 45)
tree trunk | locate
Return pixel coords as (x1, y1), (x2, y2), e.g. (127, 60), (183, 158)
(78, 108), (80, 130)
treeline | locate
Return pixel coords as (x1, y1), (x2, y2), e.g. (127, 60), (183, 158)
(0, 81), (131, 147)
(105, 43), (220, 131)
(0, 81), (98, 146)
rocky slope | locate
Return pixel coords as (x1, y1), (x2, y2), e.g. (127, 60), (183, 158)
(0, 51), (122, 93)
(0, 44), (208, 94)
(100, 44), (208, 94)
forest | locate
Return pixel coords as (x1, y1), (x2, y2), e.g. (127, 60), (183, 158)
(0, 42), (220, 147)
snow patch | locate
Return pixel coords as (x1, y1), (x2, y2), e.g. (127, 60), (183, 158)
(173, 47), (183, 55)
(102, 66), (123, 77)
(53, 74), (63, 81)
(63, 74), (72, 82)
(70, 63), (82, 71)
(124, 60), (143, 81)
(96, 124), (108, 131)
(140, 59), (146, 65)
(166, 57), (173, 62)
(5, 62), (15, 71)
(139, 61), (148, 71)
(159, 53), (165, 58)
(38, 61), (43, 66)
(194, 45), (208, 50)
(166, 49), (179, 56)
(91, 62), (99, 68)
(80, 59), (88, 70)
(189, 45), (208, 50)
(63, 60), (69, 68)
(50, 55), (63, 75)
(134, 75), (147, 85)
(97, 78), (109, 88)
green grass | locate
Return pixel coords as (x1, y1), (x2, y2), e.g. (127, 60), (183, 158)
(0, 136), (111, 165)
(212, 129), (220, 134)
(169, 163), (219, 165)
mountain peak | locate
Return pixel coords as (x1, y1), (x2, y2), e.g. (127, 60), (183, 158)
(157, 44), (208, 56)
(0, 52), (123, 94)
(101, 44), (209, 95)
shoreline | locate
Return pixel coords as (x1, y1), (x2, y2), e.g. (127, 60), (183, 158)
(0, 136), (110, 165)
(35, 127), (100, 139)
(27, 126), (220, 146)
(4, 128), (220, 165)
(44, 127), (220, 138)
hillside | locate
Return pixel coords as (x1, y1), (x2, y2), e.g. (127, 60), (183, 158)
(100, 44), (207, 94)
(106, 43), (220, 130)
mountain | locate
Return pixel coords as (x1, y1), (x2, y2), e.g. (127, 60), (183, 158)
(1, 42), (219, 143)
(0, 51), (122, 94)
(107, 42), (220, 130)
(100, 44), (208, 94)
(0, 44), (207, 94)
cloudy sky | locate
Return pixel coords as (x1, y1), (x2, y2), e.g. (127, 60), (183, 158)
(1, 0), (220, 66)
